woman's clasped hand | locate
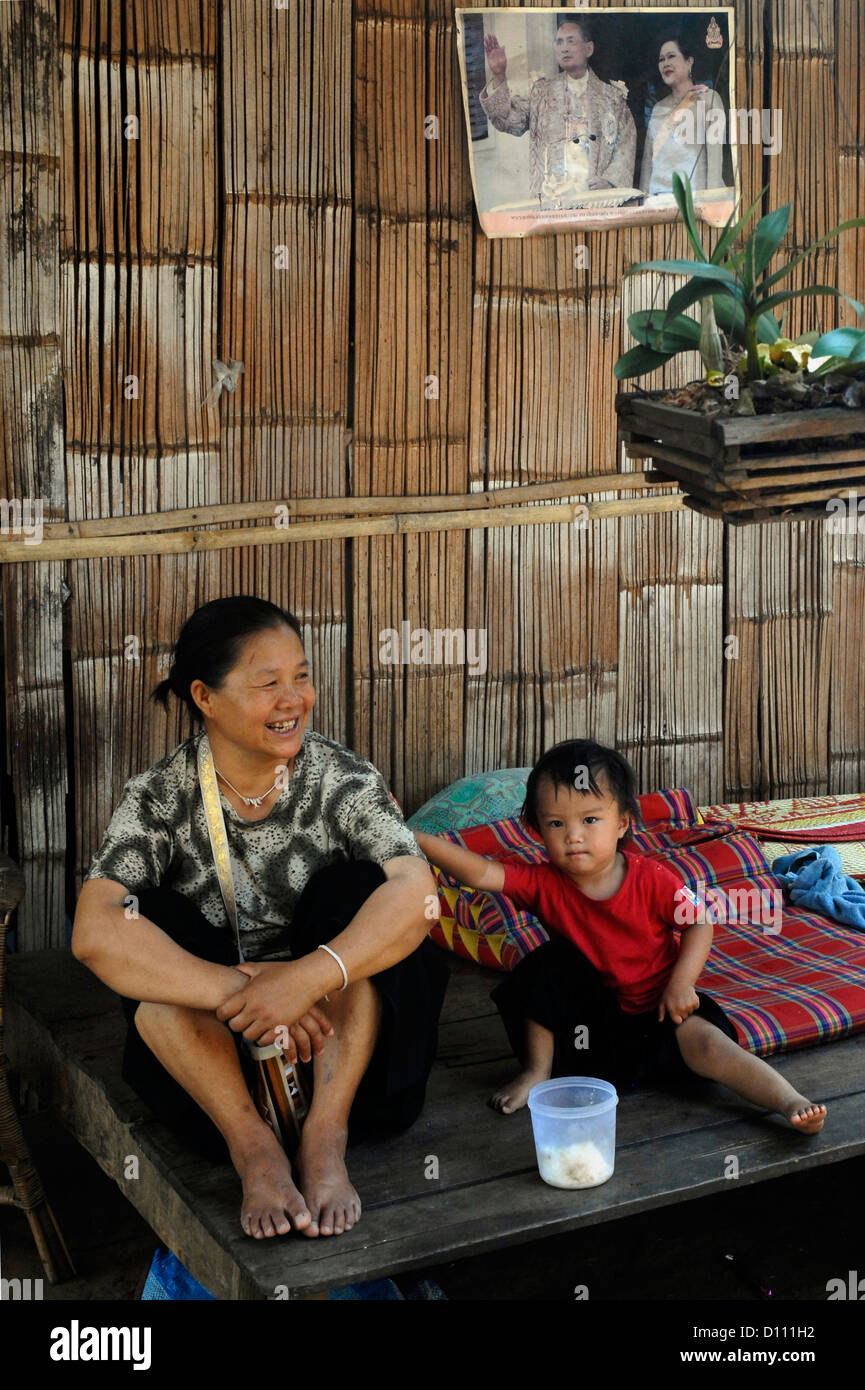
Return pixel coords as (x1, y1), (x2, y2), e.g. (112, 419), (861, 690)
(216, 959), (334, 1059)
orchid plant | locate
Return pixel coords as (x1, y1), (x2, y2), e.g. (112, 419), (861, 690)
(614, 174), (865, 383)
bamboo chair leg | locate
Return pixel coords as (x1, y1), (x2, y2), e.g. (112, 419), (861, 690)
(0, 1051), (76, 1284)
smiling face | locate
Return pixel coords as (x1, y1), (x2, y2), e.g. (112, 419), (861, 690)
(534, 774), (630, 881)
(555, 22), (594, 77)
(190, 624), (315, 775)
(658, 40), (692, 89)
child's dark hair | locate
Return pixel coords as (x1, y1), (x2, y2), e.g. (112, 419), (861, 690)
(521, 739), (641, 836)
(150, 596), (304, 725)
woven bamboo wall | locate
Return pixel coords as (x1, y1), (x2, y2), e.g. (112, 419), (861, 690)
(1, 0), (864, 947)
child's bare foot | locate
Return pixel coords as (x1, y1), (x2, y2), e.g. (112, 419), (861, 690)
(490, 1067), (549, 1115)
(785, 1097), (827, 1134)
(296, 1124), (360, 1238)
(231, 1130), (312, 1238)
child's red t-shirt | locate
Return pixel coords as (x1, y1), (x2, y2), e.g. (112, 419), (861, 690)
(501, 848), (685, 1013)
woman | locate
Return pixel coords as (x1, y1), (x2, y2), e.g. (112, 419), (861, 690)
(72, 597), (448, 1241)
(639, 34), (725, 195)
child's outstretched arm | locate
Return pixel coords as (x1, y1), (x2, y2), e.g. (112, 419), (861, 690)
(659, 919), (714, 1024)
(414, 830), (506, 894)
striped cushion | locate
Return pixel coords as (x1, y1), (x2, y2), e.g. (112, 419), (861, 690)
(637, 787), (701, 825)
(408, 776), (700, 837)
(426, 814), (865, 1056)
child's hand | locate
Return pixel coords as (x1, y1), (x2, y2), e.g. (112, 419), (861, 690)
(658, 982), (699, 1024)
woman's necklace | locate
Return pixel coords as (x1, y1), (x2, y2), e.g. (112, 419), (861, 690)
(215, 765), (288, 808)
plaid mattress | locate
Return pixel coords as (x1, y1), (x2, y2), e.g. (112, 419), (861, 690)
(429, 815), (865, 1058)
(700, 793), (865, 844)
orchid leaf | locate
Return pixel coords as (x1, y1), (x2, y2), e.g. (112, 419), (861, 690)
(811, 326), (865, 363)
(671, 172), (707, 262)
(627, 310), (701, 352)
(751, 204), (791, 277)
(624, 259), (738, 284)
(614, 345), (676, 379)
(664, 279), (742, 330)
(755, 285), (864, 320)
(762, 218), (865, 290)
(710, 188), (766, 266)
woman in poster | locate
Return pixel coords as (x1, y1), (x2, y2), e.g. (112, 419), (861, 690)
(639, 33), (725, 195)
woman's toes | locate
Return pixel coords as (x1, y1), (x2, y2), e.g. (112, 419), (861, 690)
(301, 1213), (320, 1238)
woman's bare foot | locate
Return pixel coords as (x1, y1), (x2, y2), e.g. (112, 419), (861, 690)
(490, 1067), (549, 1115)
(231, 1128), (312, 1238)
(785, 1097), (827, 1134)
(296, 1124), (360, 1237)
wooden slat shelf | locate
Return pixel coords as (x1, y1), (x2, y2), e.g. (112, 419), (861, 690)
(618, 392), (865, 524)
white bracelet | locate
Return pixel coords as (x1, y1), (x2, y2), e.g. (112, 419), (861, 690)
(317, 942), (349, 991)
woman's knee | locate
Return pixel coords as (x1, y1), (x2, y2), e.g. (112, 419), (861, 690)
(291, 859), (386, 953)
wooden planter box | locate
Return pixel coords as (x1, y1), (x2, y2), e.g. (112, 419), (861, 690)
(616, 392), (865, 525)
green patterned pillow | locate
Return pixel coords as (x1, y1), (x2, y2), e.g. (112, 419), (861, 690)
(407, 769), (531, 835)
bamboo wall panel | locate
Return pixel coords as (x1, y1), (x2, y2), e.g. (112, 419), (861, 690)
(222, 0), (350, 202)
(828, 531), (865, 792)
(220, 0), (352, 753)
(59, 54), (217, 260)
(62, 264), (220, 451)
(352, 0), (472, 792)
(617, 511), (723, 802)
(836, 0), (865, 325)
(61, 4), (221, 893)
(0, 0), (66, 946)
(722, 0), (844, 805)
(725, 524), (833, 799)
(58, 0), (218, 60)
(464, 516), (620, 773)
(828, 0), (865, 790)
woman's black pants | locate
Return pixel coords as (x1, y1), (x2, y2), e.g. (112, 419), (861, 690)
(119, 861), (450, 1161)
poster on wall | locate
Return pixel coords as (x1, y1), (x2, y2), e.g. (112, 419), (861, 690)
(456, 7), (743, 238)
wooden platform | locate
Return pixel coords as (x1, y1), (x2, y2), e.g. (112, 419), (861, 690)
(6, 950), (865, 1300)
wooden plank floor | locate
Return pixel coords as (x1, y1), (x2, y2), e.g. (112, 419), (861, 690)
(7, 951), (865, 1299)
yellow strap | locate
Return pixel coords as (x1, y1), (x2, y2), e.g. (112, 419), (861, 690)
(196, 733), (244, 962)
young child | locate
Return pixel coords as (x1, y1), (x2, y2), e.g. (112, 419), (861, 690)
(415, 740), (826, 1133)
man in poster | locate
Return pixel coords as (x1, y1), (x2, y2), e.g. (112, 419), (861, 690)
(478, 16), (637, 207)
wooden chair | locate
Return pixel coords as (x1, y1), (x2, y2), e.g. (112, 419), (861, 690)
(0, 851), (75, 1283)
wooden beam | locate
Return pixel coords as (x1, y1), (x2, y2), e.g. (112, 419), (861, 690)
(0, 494), (686, 564)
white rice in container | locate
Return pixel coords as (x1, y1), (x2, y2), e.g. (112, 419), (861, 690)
(537, 1139), (613, 1189)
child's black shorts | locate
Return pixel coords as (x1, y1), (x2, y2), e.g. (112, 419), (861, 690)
(117, 860), (450, 1161)
(491, 936), (739, 1092)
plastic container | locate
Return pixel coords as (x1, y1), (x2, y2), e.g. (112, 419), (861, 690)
(527, 1077), (618, 1189)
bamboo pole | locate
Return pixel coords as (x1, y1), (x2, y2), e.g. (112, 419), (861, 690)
(0, 492), (686, 564)
(2, 469), (675, 543)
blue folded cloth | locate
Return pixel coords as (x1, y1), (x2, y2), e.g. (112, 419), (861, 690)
(772, 845), (865, 929)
